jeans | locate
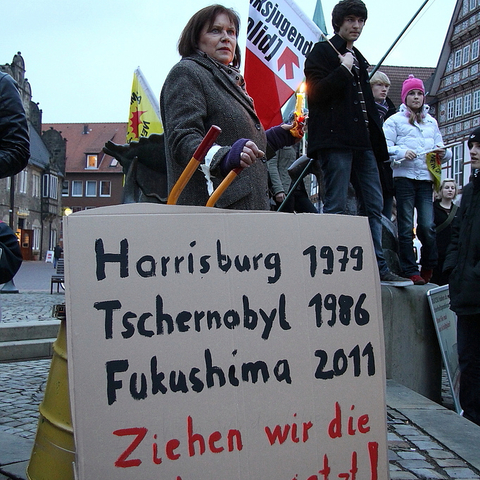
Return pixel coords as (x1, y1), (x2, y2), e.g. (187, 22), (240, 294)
(319, 148), (388, 275)
(394, 178), (438, 276)
(382, 193), (394, 220)
(457, 314), (480, 426)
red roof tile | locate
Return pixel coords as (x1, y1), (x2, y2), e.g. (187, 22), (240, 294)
(42, 123), (127, 173)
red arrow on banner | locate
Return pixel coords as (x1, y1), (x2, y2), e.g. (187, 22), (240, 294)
(277, 47), (299, 80)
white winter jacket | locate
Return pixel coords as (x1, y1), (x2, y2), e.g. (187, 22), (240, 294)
(383, 104), (452, 181)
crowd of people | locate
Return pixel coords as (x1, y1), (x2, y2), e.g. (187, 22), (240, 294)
(158, 1), (480, 426)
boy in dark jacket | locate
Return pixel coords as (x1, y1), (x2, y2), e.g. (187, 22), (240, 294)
(305, 0), (410, 287)
(444, 126), (480, 426)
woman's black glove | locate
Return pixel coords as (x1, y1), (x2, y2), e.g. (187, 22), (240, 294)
(219, 138), (248, 176)
(265, 126), (296, 152)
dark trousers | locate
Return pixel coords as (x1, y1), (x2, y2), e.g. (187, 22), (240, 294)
(457, 314), (480, 426)
(319, 148), (388, 275)
(394, 178), (438, 276)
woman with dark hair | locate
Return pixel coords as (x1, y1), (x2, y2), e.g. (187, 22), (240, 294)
(161, 4), (297, 209)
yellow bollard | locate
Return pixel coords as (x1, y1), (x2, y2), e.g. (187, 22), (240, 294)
(26, 304), (75, 480)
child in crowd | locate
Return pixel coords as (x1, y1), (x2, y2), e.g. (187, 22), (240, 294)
(370, 71), (396, 219)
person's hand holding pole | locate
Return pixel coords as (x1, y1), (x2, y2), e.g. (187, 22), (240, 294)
(167, 125), (221, 205)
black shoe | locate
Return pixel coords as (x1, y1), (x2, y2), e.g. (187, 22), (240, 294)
(380, 272), (414, 287)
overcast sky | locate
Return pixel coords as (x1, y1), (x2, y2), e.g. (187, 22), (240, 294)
(3, 0), (455, 123)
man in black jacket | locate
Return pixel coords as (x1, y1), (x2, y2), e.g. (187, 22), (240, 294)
(0, 72), (28, 317)
(305, 0), (410, 286)
(0, 72), (30, 178)
(444, 126), (480, 426)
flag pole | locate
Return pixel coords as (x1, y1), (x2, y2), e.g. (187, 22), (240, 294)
(319, 32), (342, 56)
(277, 158), (315, 212)
(369, 0), (431, 77)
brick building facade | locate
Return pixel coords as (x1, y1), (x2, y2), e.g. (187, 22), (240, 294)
(42, 123), (125, 214)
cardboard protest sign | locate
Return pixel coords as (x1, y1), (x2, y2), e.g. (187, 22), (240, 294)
(427, 285), (462, 414)
(64, 203), (389, 479)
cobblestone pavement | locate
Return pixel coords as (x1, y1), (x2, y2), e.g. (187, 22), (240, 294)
(1, 287), (480, 479)
(387, 407), (480, 479)
(0, 359), (49, 439)
(0, 292), (63, 324)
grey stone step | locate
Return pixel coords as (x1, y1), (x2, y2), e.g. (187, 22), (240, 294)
(0, 321), (60, 342)
(0, 338), (56, 361)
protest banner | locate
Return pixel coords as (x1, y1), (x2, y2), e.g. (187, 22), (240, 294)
(427, 285), (462, 414)
(126, 67), (163, 143)
(245, 0), (321, 128)
(65, 203), (389, 479)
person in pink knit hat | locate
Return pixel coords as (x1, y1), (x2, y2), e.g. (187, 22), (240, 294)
(383, 75), (452, 285)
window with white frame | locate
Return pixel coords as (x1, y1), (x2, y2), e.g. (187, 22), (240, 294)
(42, 175), (48, 197)
(50, 230), (57, 251)
(464, 93), (472, 114)
(62, 180), (69, 196)
(18, 170), (27, 194)
(470, 0), (476, 10)
(455, 97), (463, 117)
(447, 100), (455, 119)
(85, 180), (97, 197)
(33, 226), (40, 251)
(86, 154), (98, 169)
(473, 90), (480, 111)
(472, 39), (479, 60)
(50, 175), (58, 199)
(453, 145), (463, 187)
(71, 180), (83, 197)
(42, 174), (58, 199)
(32, 172), (40, 198)
(99, 180), (111, 197)
(454, 49), (462, 68)
(463, 45), (471, 64)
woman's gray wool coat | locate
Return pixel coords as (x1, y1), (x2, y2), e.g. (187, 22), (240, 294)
(160, 53), (270, 210)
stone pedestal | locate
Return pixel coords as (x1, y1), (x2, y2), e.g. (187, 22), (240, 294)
(381, 284), (442, 403)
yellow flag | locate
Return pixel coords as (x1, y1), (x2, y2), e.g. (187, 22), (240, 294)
(126, 67), (163, 143)
(426, 152), (442, 192)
